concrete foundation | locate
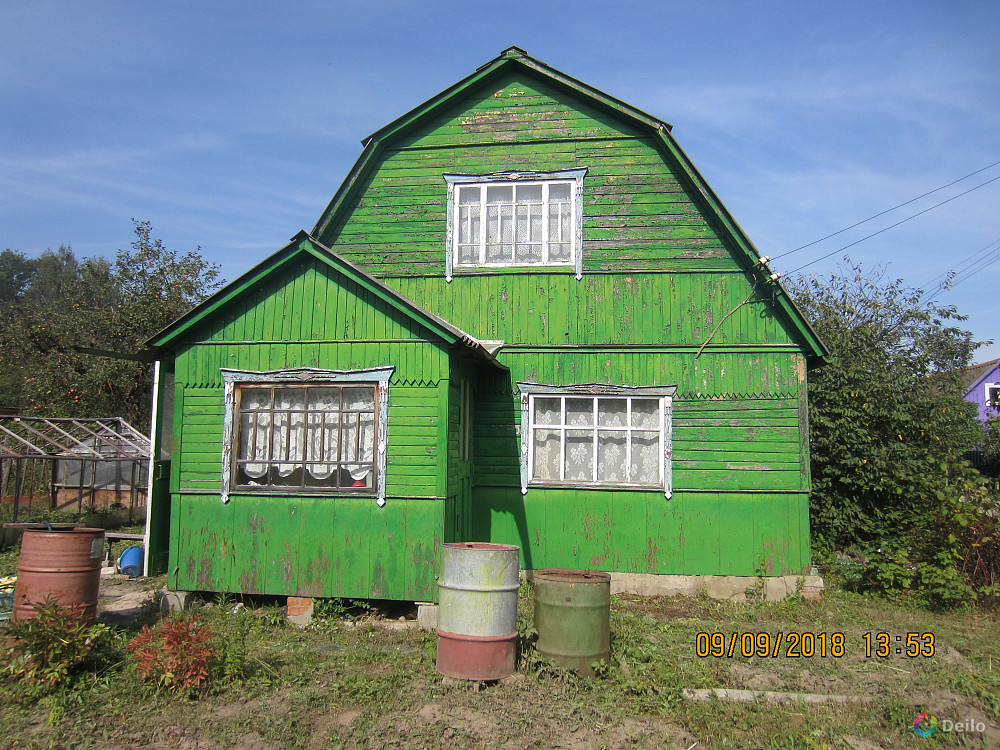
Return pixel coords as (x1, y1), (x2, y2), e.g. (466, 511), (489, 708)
(608, 572), (824, 601)
(160, 590), (198, 612)
(520, 570), (823, 601)
(416, 602), (439, 631)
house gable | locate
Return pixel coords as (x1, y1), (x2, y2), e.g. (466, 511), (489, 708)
(310, 47), (826, 361)
(148, 232), (504, 370)
(959, 358), (1000, 421)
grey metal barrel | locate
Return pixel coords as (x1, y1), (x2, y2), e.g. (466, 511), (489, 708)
(436, 542), (520, 680)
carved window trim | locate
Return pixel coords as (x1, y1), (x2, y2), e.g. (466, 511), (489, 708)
(516, 382), (675, 498)
(445, 169), (586, 281)
(220, 367), (392, 505)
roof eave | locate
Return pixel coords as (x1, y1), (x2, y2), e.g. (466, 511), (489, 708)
(651, 128), (829, 361)
(147, 232), (507, 371)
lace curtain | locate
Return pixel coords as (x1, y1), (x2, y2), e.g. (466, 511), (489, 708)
(238, 386), (375, 486)
(532, 396), (660, 484)
(456, 181), (573, 266)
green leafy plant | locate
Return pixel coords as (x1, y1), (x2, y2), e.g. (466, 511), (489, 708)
(3, 596), (111, 698)
(126, 615), (217, 694)
(210, 610), (253, 685)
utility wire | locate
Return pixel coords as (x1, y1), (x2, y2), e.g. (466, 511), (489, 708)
(923, 238), (1000, 303)
(772, 159), (1000, 261)
(784, 174), (1000, 276)
(921, 236), (1000, 291)
(952, 252), (1000, 288)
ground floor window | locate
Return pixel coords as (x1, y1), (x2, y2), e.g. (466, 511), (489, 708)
(517, 383), (675, 497)
(221, 367), (392, 504)
(235, 384), (377, 490)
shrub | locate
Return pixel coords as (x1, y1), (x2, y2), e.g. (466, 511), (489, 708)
(3, 596), (111, 698)
(127, 615), (216, 694)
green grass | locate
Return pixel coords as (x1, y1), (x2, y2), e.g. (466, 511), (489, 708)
(0, 583), (997, 749)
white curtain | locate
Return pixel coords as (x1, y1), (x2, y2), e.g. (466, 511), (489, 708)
(304, 387), (375, 484)
(305, 388), (340, 480)
(271, 389), (306, 477)
(630, 400), (660, 483)
(531, 395), (661, 484)
(239, 389), (272, 479)
(532, 397), (561, 480)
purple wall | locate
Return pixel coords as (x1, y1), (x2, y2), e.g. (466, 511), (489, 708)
(964, 361), (1000, 422)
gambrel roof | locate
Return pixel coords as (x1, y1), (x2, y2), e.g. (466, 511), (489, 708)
(312, 46), (827, 360)
(147, 231), (507, 369)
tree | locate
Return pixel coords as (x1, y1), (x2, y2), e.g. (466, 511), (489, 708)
(0, 223), (222, 429)
(788, 262), (982, 547)
(0, 249), (38, 303)
(787, 261), (998, 608)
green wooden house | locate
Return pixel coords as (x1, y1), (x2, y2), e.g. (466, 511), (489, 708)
(145, 47), (826, 601)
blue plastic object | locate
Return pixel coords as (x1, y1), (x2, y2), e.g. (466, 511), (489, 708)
(118, 546), (143, 578)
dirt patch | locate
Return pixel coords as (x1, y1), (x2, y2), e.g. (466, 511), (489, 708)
(308, 710), (361, 749)
(615, 594), (702, 620)
(97, 575), (161, 626)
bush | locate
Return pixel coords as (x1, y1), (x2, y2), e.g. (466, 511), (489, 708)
(3, 596), (112, 699)
(127, 615), (217, 695)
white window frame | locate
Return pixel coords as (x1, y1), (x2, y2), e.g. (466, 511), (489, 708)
(220, 367), (392, 506)
(444, 169), (586, 281)
(516, 382), (675, 497)
(986, 383), (1000, 410)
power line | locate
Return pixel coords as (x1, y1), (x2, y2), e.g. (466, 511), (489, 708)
(921, 236), (1000, 290)
(923, 237), (1000, 303)
(784, 174), (1000, 276)
(772, 159), (1000, 261)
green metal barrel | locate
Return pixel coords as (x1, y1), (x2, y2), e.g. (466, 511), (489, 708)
(436, 542), (520, 680)
(533, 569), (611, 676)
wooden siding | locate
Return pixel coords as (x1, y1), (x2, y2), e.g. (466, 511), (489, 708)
(169, 493), (441, 600)
(470, 353), (812, 576)
(317, 73), (742, 276)
(197, 256), (441, 348)
(471, 487), (809, 577)
(497, 351), (807, 400)
(159, 54), (821, 594)
(474, 391), (809, 494)
(165, 255), (457, 599)
(387, 273), (801, 350)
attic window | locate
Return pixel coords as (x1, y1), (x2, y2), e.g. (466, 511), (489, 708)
(445, 169), (586, 280)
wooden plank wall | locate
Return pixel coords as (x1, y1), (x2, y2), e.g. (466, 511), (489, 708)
(166, 259), (453, 599)
(389, 274), (798, 350)
(318, 73), (743, 275)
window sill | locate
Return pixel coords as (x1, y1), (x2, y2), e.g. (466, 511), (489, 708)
(526, 481), (663, 492)
(229, 488), (376, 498)
(451, 266), (579, 275)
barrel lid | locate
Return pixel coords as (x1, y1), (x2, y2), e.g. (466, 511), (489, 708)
(19, 526), (105, 534)
(533, 569), (611, 583)
(443, 542), (520, 551)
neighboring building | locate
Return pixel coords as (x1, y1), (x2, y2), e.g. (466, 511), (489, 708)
(958, 358), (1000, 422)
(144, 48), (827, 601)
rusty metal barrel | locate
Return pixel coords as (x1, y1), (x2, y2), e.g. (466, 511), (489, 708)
(533, 569), (611, 676)
(436, 542), (520, 680)
(13, 527), (105, 623)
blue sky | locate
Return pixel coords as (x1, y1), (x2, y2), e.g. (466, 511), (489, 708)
(3, 1), (998, 360)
